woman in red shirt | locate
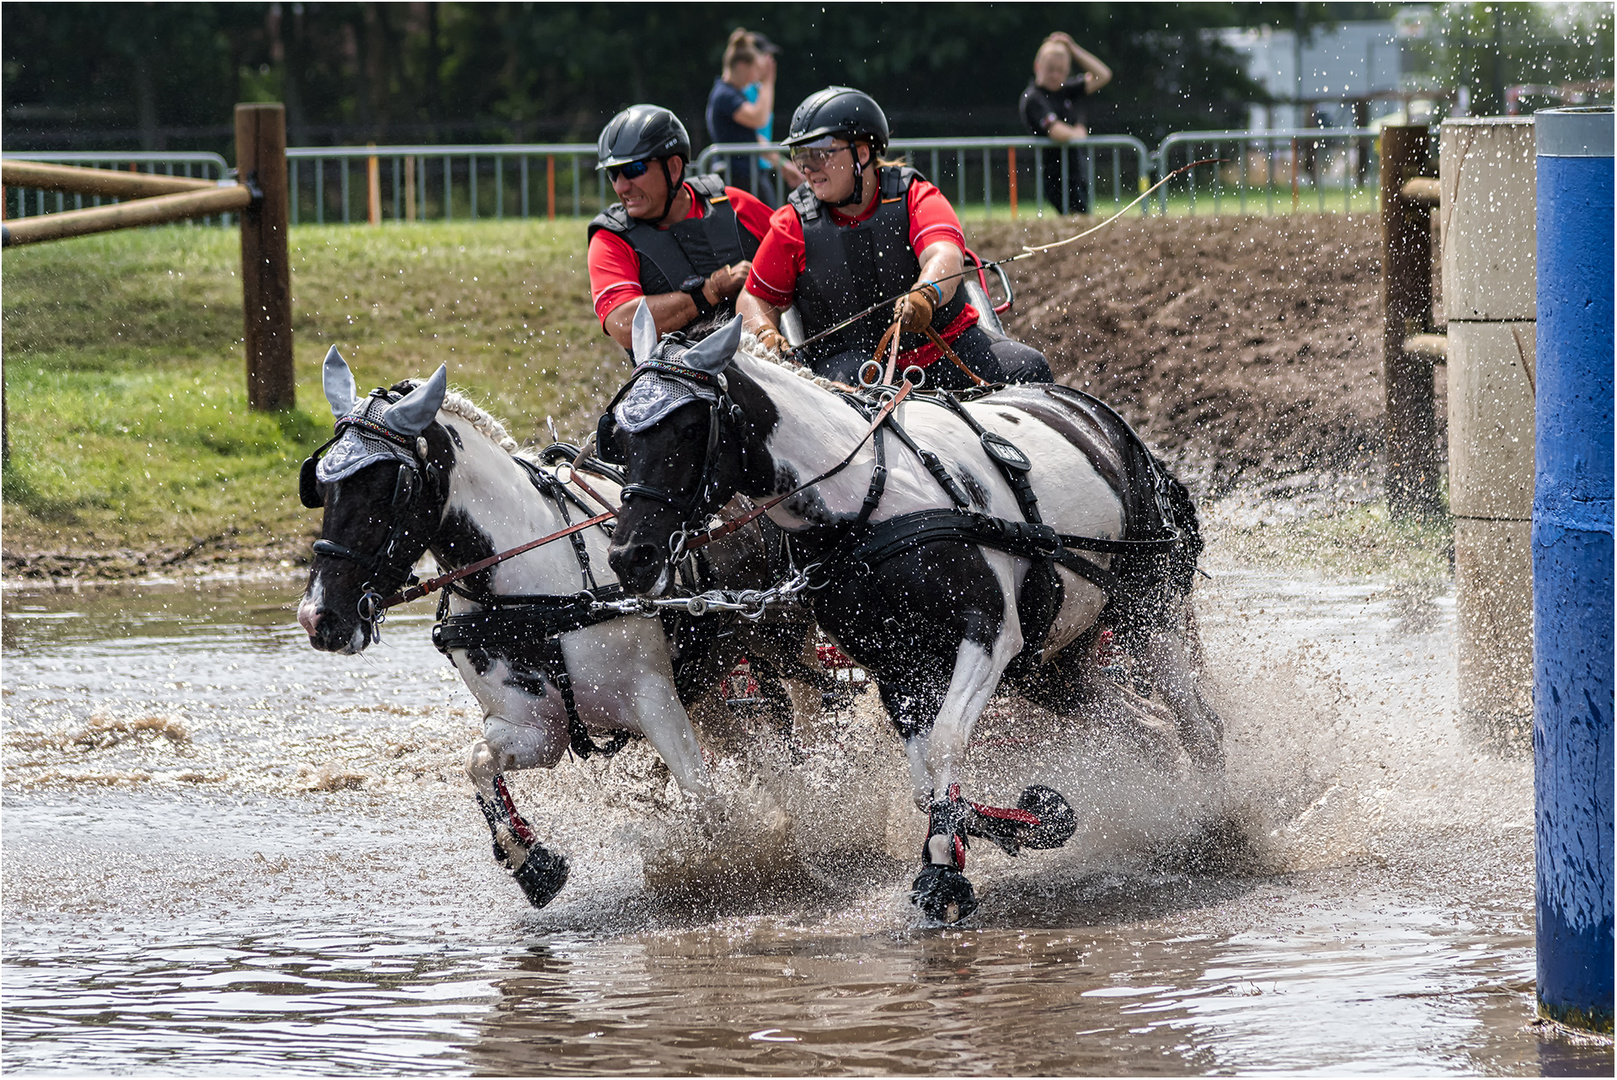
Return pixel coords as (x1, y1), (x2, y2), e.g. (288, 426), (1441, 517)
(738, 87), (1052, 388)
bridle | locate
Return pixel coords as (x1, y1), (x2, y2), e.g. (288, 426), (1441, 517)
(602, 356), (742, 547)
(301, 389), (443, 631)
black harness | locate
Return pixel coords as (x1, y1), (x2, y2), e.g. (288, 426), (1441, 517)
(303, 397), (639, 761)
(616, 361), (1187, 655)
(427, 457), (640, 761)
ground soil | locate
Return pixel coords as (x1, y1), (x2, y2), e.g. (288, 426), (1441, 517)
(6, 213), (1424, 582)
(976, 212), (1425, 504)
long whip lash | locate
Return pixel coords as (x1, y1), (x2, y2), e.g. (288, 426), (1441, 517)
(786, 158), (1221, 356)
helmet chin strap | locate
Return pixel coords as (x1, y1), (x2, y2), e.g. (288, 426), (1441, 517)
(655, 158), (679, 225)
(825, 143), (870, 209)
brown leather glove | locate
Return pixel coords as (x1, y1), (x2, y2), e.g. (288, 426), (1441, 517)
(895, 286), (935, 333)
(754, 325), (787, 354)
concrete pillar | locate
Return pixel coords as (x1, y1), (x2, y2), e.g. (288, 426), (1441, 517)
(1532, 106), (1613, 1035)
(1440, 117), (1537, 744)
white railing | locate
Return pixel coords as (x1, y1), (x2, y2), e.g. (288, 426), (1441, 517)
(3, 128), (1407, 226)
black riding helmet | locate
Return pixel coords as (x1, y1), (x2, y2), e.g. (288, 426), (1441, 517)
(783, 87), (889, 206)
(597, 105), (692, 224)
(596, 104), (692, 169)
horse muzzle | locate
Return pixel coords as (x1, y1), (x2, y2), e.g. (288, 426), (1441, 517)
(607, 538), (674, 598)
(297, 588), (373, 654)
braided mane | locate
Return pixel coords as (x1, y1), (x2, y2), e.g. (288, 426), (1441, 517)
(439, 389), (520, 453)
(737, 330), (846, 392)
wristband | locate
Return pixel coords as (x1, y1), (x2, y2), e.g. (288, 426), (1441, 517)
(920, 279), (943, 304)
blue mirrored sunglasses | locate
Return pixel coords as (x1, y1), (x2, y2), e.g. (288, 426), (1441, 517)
(605, 160), (652, 182)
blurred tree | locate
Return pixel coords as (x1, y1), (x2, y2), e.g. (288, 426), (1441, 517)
(1419, 2), (1614, 116)
(21, 1), (1589, 155)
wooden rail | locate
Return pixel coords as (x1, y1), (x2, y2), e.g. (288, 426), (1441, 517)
(2, 104), (294, 414)
(1, 159), (217, 199)
(2, 184), (250, 246)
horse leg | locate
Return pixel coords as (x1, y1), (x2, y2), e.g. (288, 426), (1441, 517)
(900, 615), (1025, 924)
(466, 715), (571, 910)
(1133, 603), (1224, 770)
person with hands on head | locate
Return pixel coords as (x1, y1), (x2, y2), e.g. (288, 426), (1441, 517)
(739, 86), (1051, 389)
(705, 29), (776, 198)
(1019, 31), (1113, 214)
(587, 104), (773, 351)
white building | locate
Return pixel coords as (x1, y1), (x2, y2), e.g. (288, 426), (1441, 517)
(1218, 19), (1418, 130)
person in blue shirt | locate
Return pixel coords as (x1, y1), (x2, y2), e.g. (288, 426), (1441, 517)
(705, 29), (774, 200)
(741, 32), (803, 203)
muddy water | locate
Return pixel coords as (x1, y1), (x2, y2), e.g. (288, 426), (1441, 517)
(3, 543), (1611, 1075)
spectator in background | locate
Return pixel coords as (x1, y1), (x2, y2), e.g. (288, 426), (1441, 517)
(1018, 32), (1112, 214)
(743, 32), (804, 202)
(587, 104), (772, 350)
(705, 29), (774, 200)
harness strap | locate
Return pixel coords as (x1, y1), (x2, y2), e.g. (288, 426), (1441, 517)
(432, 590), (638, 760)
(685, 378), (914, 550)
(882, 416), (973, 510)
(842, 508), (1126, 598)
(925, 392), (1043, 525)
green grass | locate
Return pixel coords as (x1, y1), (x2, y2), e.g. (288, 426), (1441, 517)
(2, 219), (624, 556)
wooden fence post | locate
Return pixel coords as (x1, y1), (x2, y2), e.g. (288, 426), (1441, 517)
(366, 144), (381, 226)
(1380, 123), (1442, 518)
(1008, 147), (1018, 219)
(236, 103), (294, 412)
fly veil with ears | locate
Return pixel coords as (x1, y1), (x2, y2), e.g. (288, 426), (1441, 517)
(598, 302), (746, 527)
(300, 346), (449, 598)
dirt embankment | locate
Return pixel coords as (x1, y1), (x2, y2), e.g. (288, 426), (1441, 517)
(977, 213), (1407, 503)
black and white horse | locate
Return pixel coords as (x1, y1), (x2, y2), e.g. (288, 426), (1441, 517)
(604, 307), (1221, 921)
(296, 349), (821, 910)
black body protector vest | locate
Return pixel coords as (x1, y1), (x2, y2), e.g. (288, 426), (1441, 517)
(588, 174), (760, 316)
(788, 166), (969, 368)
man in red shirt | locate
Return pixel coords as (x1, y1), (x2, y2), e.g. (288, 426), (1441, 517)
(587, 105), (774, 350)
(738, 87), (1052, 388)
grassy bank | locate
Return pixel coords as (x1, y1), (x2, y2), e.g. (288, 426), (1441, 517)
(2, 219), (626, 574)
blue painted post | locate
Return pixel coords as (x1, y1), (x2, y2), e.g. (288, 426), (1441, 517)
(1534, 106), (1614, 1034)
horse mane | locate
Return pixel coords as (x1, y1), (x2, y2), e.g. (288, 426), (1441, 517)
(393, 377), (520, 453)
(736, 330), (846, 393)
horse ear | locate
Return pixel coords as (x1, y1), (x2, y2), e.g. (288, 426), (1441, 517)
(323, 346), (359, 418)
(383, 364), (447, 436)
(630, 300), (658, 364)
(681, 315), (743, 376)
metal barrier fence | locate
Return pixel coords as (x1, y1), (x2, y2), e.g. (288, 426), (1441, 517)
(696, 134), (1153, 217)
(1156, 127), (1382, 214)
(3, 129), (1403, 226)
(1, 151), (232, 223)
(284, 144), (608, 225)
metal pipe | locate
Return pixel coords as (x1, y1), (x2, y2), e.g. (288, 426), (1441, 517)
(1533, 105), (1614, 1035)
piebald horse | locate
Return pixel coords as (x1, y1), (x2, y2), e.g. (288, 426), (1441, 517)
(604, 307), (1221, 921)
(296, 350), (822, 910)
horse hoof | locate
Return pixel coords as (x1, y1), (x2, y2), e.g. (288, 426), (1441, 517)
(512, 845), (570, 909)
(911, 863), (978, 923)
(1017, 785), (1077, 850)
